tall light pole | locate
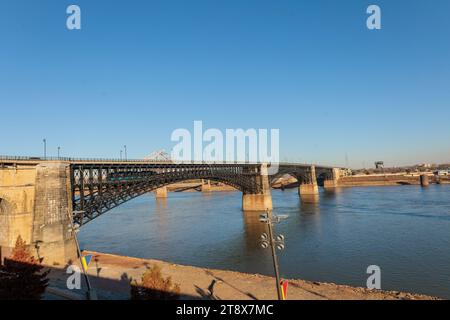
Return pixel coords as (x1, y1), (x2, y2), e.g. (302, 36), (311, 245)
(71, 210), (96, 300)
(57, 146), (61, 159)
(124, 145), (127, 160)
(120, 150), (123, 160)
(43, 139), (47, 159)
(260, 210), (288, 300)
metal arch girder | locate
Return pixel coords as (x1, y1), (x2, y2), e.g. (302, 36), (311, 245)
(70, 163), (265, 226)
(270, 166), (310, 183)
(270, 165), (334, 184)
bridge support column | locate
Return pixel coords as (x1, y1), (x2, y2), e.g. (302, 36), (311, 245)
(420, 175), (429, 187)
(242, 164), (273, 211)
(299, 183), (319, 195)
(155, 186), (168, 198)
(298, 166), (319, 198)
(31, 162), (77, 266)
(324, 168), (341, 190)
(201, 179), (211, 192)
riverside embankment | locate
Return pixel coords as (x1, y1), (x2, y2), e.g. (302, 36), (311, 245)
(45, 251), (440, 300)
(159, 174), (450, 193)
(271, 173), (450, 189)
(338, 174), (449, 187)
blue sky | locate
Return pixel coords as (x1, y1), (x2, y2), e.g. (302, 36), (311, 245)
(1, 0), (449, 168)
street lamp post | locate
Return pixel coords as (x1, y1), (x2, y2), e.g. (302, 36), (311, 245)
(124, 145), (127, 160)
(57, 146), (61, 159)
(259, 209), (288, 300)
(70, 210), (96, 300)
(43, 139), (47, 159)
(120, 150), (123, 160)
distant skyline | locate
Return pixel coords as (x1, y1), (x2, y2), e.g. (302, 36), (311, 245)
(1, 0), (449, 168)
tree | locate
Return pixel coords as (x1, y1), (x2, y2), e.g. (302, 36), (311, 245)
(131, 264), (180, 300)
(0, 236), (49, 300)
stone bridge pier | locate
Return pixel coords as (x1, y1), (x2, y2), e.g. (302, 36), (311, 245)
(242, 164), (273, 212)
(201, 179), (212, 192)
(323, 168), (341, 189)
(0, 162), (77, 266)
(155, 186), (168, 198)
(286, 166), (342, 202)
(298, 166), (319, 197)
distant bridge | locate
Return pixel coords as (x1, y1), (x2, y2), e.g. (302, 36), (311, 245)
(0, 156), (344, 265)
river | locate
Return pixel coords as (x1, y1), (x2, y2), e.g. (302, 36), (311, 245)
(78, 184), (450, 298)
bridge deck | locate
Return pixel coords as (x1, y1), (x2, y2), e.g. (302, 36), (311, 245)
(0, 156), (338, 169)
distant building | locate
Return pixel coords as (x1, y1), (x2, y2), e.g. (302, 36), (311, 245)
(375, 161), (384, 169)
(341, 168), (353, 176)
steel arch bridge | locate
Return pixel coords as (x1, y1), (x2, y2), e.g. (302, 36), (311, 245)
(68, 161), (339, 226)
(0, 157), (344, 266)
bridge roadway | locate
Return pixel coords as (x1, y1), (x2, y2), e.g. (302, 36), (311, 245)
(0, 156), (343, 265)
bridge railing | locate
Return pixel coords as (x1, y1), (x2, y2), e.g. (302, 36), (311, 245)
(0, 155), (341, 168)
(0, 155), (176, 163)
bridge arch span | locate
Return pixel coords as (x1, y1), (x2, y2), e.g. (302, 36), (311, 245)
(71, 163), (266, 226)
(271, 166), (335, 185)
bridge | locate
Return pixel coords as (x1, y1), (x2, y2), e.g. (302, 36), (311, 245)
(0, 156), (343, 265)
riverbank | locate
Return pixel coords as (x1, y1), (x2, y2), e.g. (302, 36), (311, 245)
(272, 174), (450, 189)
(170, 176), (450, 193)
(45, 251), (439, 300)
(167, 182), (236, 192)
(337, 173), (449, 187)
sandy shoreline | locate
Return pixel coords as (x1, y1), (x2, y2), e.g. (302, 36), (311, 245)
(45, 251), (440, 300)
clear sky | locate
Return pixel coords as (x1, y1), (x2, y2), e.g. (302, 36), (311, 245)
(1, 0), (449, 168)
